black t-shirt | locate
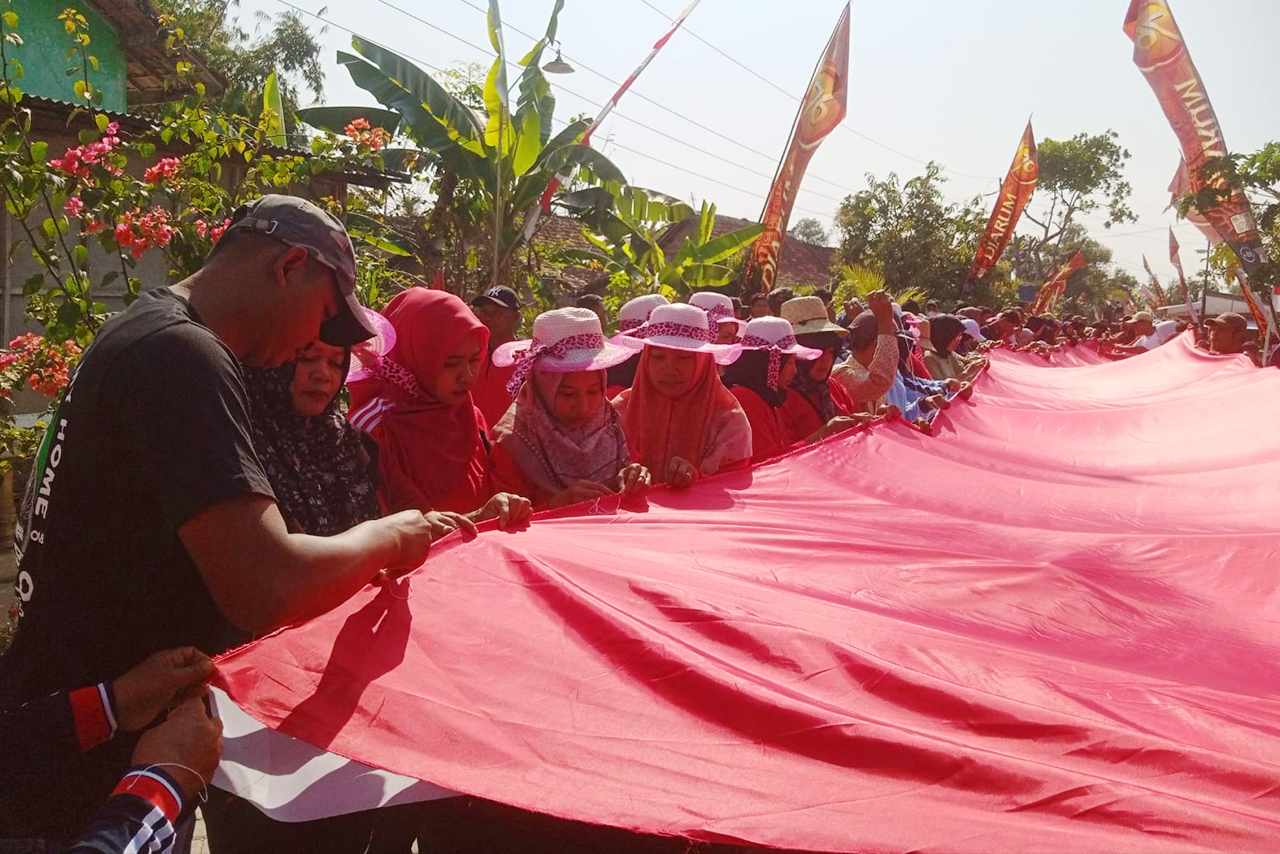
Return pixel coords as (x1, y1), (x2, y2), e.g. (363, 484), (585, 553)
(0, 289), (274, 836)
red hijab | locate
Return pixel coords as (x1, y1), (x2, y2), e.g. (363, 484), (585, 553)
(348, 288), (493, 513)
(618, 347), (740, 481)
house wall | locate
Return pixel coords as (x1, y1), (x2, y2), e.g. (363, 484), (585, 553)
(7, 0), (129, 113)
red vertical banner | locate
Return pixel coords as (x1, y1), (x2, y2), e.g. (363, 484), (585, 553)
(969, 122), (1038, 283)
(1237, 272), (1270, 340)
(745, 4), (850, 293)
(1030, 251), (1085, 315)
(1142, 254), (1168, 307)
(1124, 0), (1268, 276)
(1168, 228), (1197, 321)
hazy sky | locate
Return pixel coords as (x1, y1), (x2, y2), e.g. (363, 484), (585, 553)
(239, 0), (1280, 285)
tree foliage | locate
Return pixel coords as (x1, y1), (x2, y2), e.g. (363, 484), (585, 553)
(831, 163), (987, 303)
(309, 2), (627, 296)
(150, 0), (325, 125)
(1014, 130), (1136, 282)
(555, 184), (761, 299)
(788, 216), (828, 246)
(1177, 141), (1280, 292)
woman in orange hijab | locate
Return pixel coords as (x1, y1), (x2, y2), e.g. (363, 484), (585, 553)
(348, 288), (531, 530)
(612, 303), (751, 486)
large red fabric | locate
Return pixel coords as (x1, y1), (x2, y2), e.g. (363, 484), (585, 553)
(216, 334), (1280, 852)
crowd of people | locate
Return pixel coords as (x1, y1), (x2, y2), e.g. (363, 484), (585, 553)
(0, 194), (1271, 853)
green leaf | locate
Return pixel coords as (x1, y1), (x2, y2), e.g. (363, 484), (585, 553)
(297, 106), (401, 136)
(57, 299), (81, 328)
(72, 79), (87, 100)
(30, 140), (46, 162)
(72, 244), (88, 267)
(22, 273), (43, 296)
(137, 141), (155, 158)
(341, 43), (486, 173)
(694, 224), (764, 265)
(697, 202), (715, 247)
(77, 128), (96, 144)
(540, 144), (626, 187)
(88, 55), (99, 72)
(260, 71), (287, 147)
(40, 217), (56, 239)
(349, 227), (412, 256)
(94, 113), (108, 132)
(482, 55), (513, 153)
(2, 11), (18, 29)
(511, 106), (542, 176)
(100, 271), (119, 289)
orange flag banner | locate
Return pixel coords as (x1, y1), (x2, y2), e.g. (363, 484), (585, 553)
(1124, 0), (1268, 277)
(1031, 251), (1085, 315)
(1142, 254), (1169, 307)
(1237, 272), (1270, 341)
(745, 4), (849, 293)
(1169, 229), (1197, 321)
(969, 122), (1038, 283)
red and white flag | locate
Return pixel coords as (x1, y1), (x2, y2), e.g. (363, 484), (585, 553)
(521, 0), (703, 240)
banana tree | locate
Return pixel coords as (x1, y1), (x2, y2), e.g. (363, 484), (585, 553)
(301, 0), (625, 291)
(557, 184), (763, 296)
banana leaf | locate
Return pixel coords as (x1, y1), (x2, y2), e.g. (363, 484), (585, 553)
(260, 71), (287, 148)
(694, 224), (764, 265)
(347, 39), (485, 158)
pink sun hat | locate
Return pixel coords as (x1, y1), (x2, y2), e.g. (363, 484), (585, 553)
(494, 307), (637, 395)
(615, 293), (669, 333)
(619, 303), (743, 366)
(739, 316), (821, 390)
(346, 307), (397, 383)
(739, 316), (823, 360)
(689, 291), (746, 331)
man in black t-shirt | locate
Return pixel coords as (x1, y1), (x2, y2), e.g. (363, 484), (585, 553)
(0, 196), (433, 841)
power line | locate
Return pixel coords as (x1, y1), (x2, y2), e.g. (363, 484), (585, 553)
(273, 1), (837, 220)
(634, 0), (999, 185)
(435, 0), (858, 196)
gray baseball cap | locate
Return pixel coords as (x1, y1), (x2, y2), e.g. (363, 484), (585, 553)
(224, 194), (376, 346)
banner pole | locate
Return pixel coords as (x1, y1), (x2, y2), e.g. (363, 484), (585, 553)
(1200, 239), (1211, 320)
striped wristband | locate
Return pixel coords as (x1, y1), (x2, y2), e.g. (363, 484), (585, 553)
(68, 682), (118, 751)
(112, 766), (186, 823)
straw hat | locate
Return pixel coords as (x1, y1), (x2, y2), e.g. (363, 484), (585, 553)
(616, 293), (670, 332)
(494, 307), (637, 394)
(689, 291), (746, 331)
(620, 303), (742, 366)
(781, 296), (847, 336)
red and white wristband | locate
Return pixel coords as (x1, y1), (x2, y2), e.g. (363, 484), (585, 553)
(112, 766), (186, 824)
(68, 681), (118, 751)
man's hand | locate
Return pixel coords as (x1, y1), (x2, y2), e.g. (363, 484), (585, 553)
(130, 691), (223, 802)
(944, 378), (963, 393)
(665, 456), (698, 489)
(867, 291), (896, 334)
(616, 464), (651, 496)
(422, 510), (478, 541)
(112, 648), (214, 732)
(475, 493), (534, 530)
(922, 394), (949, 412)
(377, 510), (434, 572)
